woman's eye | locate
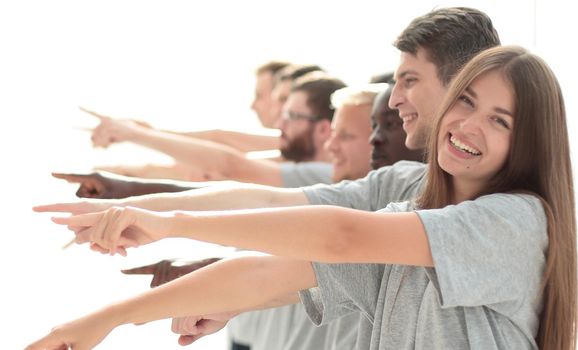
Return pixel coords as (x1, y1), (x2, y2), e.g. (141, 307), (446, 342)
(458, 94), (474, 107)
(492, 116), (511, 129)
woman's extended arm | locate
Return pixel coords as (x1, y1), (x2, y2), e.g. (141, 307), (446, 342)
(25, 255), (314, 350)
(57, 205), (433, 267)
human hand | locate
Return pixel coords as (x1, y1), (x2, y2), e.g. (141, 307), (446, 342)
(52, 172), (138, 199)
(171, 312), (234, 346)
(79, 106), (152, 129)
(80, 107), (142, 148)
(121, 257), (222, 287)
(52, 206), (170, 256)
(24, 309), (118, 350)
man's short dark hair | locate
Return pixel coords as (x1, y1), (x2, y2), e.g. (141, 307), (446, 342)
(274, 64), (325, 86)
(394, 7), (500, 85)
(255, 60), (291, 76)
(291, 72), (346, 122)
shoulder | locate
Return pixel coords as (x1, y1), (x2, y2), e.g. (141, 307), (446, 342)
(471, 193), (545, 219)
(379, 200), (414, 213)
(368, 160), (427, 183)
(280, 162), (333, 187)
(419, 193), (547, 246)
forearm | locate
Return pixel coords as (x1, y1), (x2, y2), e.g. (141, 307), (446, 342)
(112, 256), (314, 325)
(186, 129), (281, 153)
(105, 171), (241, 194)
(117, 183), (309, 211)
(131, 128), (244, 176)
(169, 205), (353, 262)
(94, 164), (201, 182)
(167, 206), (433, 265)
(127, 181), (195, 196)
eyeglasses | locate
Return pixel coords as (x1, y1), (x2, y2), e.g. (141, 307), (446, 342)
(282, 110), (322, 122)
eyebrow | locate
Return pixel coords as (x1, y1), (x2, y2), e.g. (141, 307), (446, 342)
(465, 86), (514, 117)
(395, 69), (419, 79)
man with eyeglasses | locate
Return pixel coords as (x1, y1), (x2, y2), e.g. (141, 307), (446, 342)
(265, 72), (345, 187)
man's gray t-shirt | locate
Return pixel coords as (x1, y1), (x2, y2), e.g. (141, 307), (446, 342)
(300, 195), (547, 349)
(230, 160), (343, 350)
(231, 161), (427, 349)
(280, 162), (333, 188)
(302, 160), (426, 210)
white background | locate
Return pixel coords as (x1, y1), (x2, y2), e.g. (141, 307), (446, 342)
(1, 0), (576, 349)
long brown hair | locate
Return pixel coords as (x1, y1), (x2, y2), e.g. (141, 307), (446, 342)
(416, 46), (576, 349)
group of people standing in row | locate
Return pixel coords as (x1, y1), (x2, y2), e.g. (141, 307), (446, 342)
(26, 6), (576, 350)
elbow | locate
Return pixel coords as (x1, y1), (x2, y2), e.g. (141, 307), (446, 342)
(219, 152), (245, 178)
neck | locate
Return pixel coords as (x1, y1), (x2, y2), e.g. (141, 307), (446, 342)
(310, 146), (332, 163)
(450, 178), (485, 204)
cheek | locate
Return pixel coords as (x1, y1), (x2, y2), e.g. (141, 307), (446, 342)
(386, 130), (404, 144)
(356, 140), (372, 154)
(493, 138), (511, 165)
(286, 123), (303, 136)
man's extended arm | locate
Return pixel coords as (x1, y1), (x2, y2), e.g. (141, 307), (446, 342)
(91, 116), (286, 186)
(34, 181), (309, 214)
(185, 129), (281, 153)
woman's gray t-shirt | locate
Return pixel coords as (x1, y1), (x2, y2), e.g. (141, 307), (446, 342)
(300, 194), (547, 349)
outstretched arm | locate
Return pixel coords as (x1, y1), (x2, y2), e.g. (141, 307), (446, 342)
(114, 127), (284, 185)
(81, 106), (281, 153)
(55, 205), (433, 266)
(87, 110), (285, 186)
(121, 257), (224, 287)
(93, 162), (213, 182)
(52, 172), (200, 199)
(25, 256), (314, 350)
(186, 129), (281, 153)
(34, 182), (308, 214)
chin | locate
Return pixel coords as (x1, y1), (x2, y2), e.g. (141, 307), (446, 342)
(371, 160), (387, 170)
(333, 171), (348, 182)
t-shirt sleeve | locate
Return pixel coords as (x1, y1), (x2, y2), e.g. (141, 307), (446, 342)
(299, 263), (387, 326)
(302, 161), (426, 211)
(280, 162), (333, 187)
(417, 193), (548, 308)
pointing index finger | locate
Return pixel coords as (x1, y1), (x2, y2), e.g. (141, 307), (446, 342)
(33, 203), (81, 213)
(52, 172), (90, 183)
(79, 106), (109, 121)
(51, 211), (103, 227)
(121, 262), (159, 275)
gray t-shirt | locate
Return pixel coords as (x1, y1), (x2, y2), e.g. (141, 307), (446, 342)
(302, 160), (426, 210)
(230, 161), (426, 349)
(300, 194), (547, 349)
(280, 162), (333, 188)
(229, 160), (337, 349)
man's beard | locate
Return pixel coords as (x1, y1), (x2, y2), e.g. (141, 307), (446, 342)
(280, 125), (316, 162)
